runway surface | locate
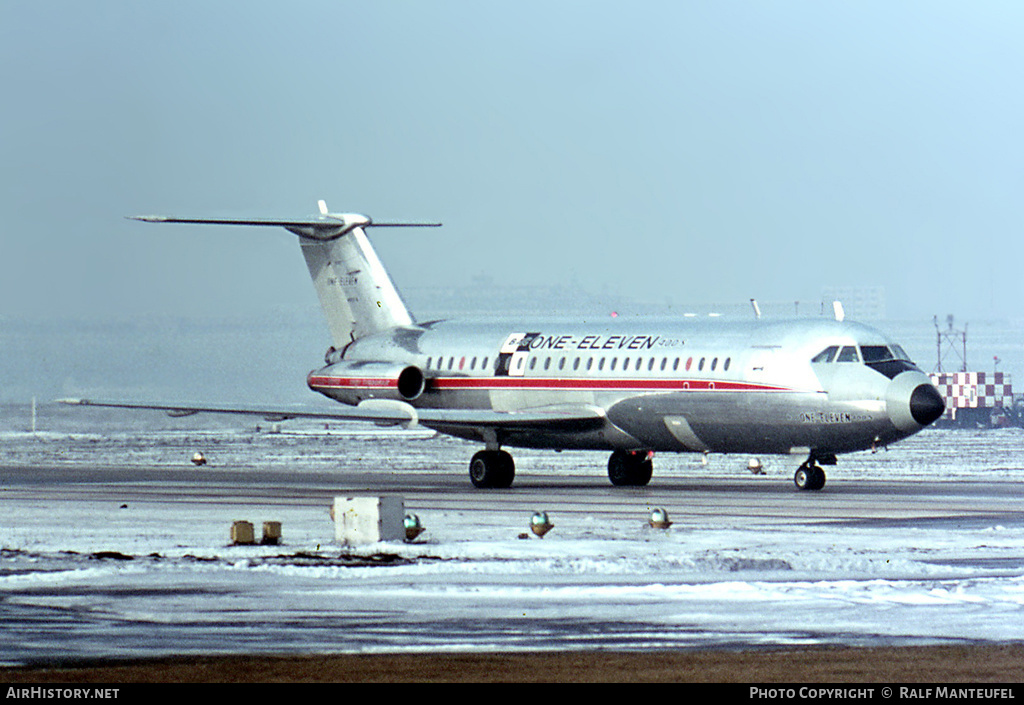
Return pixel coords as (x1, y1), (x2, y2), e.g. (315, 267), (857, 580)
(2, 406), (1024, 676)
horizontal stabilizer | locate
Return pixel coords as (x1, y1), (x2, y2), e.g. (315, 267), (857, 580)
(127, 214), (441, 241)
(127, 201), (441, 345)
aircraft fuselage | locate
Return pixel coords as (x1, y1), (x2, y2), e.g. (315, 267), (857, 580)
(307, 316), (942, 460)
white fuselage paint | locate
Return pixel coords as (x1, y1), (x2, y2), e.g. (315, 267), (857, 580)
(307, 316), (936, 456)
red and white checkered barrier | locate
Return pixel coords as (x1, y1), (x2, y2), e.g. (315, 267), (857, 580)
(929, 371), (1013, 421)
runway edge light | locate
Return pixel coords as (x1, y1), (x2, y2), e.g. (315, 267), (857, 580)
(530, 511), (554, 538)
(648, 508), (672, 530)
(404, 514), (425, 541)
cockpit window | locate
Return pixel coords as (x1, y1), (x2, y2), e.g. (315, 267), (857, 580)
(836, 346), (860, 363)
(811, 346), (839, 363)
(862, 343), (920, 379)
(860, 345), (894, 363)
(811, 341), (919, 377)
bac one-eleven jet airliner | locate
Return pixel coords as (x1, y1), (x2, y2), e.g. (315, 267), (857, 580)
(64, 201), (945, 490)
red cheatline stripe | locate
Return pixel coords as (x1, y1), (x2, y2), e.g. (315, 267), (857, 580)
(308, 375), (793, 393)
(433, 377), (792, 392)
(308, 376), (395, 389)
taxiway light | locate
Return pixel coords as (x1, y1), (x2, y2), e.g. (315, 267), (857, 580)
(648, 508), (672, 530)
(404, 514), (425, 541)
(191, 452), (207, 466)
(530, 511), (554, 538)
(747, 458), (765, 475)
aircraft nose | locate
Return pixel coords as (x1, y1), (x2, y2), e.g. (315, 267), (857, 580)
(886, 372), (945, 433)
(909, 383), (945, 426)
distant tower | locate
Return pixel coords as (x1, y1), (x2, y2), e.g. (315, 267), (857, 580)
(933, 314), (967, 373)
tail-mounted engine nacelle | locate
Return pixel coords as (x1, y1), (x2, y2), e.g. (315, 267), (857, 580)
(307, 361), (425, 405)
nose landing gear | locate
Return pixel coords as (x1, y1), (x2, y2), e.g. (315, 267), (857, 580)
(794, 462), (826, 491)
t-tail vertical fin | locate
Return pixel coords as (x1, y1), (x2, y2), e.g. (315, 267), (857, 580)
(128, 201), (441, 347)
(296, 202), (418, 346)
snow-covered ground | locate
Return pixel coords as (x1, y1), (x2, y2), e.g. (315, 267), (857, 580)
(2, 403), (1024, 665)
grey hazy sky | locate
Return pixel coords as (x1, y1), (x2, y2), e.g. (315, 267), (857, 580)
(2, 1), (1022, 323)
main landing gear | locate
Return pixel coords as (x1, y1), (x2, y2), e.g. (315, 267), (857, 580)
(469, 449), (515, 489)
(469, 448), (656, 489)
(794, 454), (834, 491)
(607, 449), (654, 487)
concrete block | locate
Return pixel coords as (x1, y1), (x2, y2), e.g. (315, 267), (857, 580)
(261, 521), (282, 545)
(231, 520), (255, 545)
(333, 496), (405, 546)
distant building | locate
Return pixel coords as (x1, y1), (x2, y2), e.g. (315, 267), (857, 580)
(405, 276), (617, 318)
(406, 279), (891, 321)
(820, 286), (886, 321)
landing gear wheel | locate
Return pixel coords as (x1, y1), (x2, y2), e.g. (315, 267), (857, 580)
(469, 450), (515, 489)
(608, 450), (654, 487)
(794, 464), (826, 491)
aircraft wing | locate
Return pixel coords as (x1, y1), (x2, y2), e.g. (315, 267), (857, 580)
(57, 398), (606, 432)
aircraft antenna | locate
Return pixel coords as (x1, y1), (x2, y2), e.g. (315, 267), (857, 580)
(832, 301), (845, 322)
